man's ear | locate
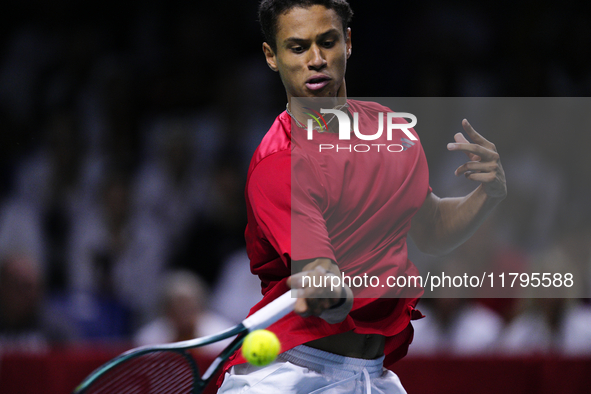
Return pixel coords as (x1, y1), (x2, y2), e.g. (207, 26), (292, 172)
(346, 27), (352, 59)
(263, 42), (279, 72)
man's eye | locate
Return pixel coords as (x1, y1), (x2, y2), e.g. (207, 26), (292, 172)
(322, 41), (335, 48)
(291, 46), (304, 53)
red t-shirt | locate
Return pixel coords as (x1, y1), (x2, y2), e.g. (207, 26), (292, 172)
(219, 100), (431, 383)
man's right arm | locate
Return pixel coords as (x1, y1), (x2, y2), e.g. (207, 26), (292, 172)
(249, 152), (352, 323)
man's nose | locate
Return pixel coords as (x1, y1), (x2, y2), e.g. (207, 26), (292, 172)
(308, 45), (327, 70)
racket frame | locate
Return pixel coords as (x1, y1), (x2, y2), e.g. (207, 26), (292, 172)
(73, 290), (296, 393)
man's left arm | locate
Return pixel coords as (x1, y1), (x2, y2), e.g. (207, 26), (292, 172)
(409, 119), (507, 256)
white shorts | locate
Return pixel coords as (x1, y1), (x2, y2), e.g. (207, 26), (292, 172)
(217, 345), (407, 394)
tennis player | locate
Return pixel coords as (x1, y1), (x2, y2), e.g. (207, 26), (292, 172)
(218, 1), (507, 393)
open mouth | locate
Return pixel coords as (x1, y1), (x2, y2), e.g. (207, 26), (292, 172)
(306, 75), (331, 91)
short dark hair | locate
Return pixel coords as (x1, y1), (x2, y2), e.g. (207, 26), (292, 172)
(258, 0), (353, 52)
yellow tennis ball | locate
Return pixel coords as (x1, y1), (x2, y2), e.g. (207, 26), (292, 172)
(241, 329), (281, 366)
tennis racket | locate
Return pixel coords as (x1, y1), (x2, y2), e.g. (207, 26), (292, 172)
(73, 290), (296, 394)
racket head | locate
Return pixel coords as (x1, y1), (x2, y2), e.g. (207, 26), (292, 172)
(74, 328), (248, 394)
(74, 349), (199, 394)
(73, 291), (295, 394)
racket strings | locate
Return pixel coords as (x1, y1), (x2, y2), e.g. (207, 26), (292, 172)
(83, 351), (197, 394)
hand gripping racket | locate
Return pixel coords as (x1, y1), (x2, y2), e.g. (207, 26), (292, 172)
(73, 291), (296, 394)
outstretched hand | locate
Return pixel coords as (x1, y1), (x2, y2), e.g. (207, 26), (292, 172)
(286, 266), (343, 318)
(447, 119), (507, 200)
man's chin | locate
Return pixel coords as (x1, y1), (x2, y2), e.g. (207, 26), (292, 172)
(301, 88), (336, 98)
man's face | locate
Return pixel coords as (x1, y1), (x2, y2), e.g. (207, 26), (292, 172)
(263, 5), (352, 100)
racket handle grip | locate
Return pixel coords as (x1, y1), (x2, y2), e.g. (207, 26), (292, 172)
(242, 290), (296, 331)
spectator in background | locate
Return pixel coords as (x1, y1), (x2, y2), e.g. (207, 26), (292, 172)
(0, 252), (75, 353)
(411, 296), (505, 356)
(12, 107), (90, 293)
(68, 170), (168, 335)
(132, 118), (208, 253)
(134, 269), (232, 356)
(498, 228), (591, 356)
(210, 248), (263, 325)
(171, 152), (247, 286)
(412, 222), (591, 356)
(411, 217), (526, 356)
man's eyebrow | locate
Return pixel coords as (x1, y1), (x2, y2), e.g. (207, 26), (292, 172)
(283, 28), (341, 45)
(317, 28), (341, 40)
(283, 37), (308, 45)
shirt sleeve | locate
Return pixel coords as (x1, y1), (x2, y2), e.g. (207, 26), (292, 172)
(247, 149), (336, 268)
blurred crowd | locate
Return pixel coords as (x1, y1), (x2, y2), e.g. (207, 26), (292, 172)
(1, 0), (590, 356)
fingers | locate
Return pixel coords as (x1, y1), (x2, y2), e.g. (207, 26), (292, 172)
(461, 172), (498, 183)
(448, 121), (500, 166)
(293, 292), (338, 317)
(294, 298), (312, 316)
(448, 120), (507, 200)
(448, 141), (499, 161)
(287, 266), (341, 318)
(448, 119), (497, 158)
(461, 119), (497, 151)
(294, 297), (334, 317)
(453, 132), (481, 161)
(454, 132), (469, 144)
(454, 161), (500, 177)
